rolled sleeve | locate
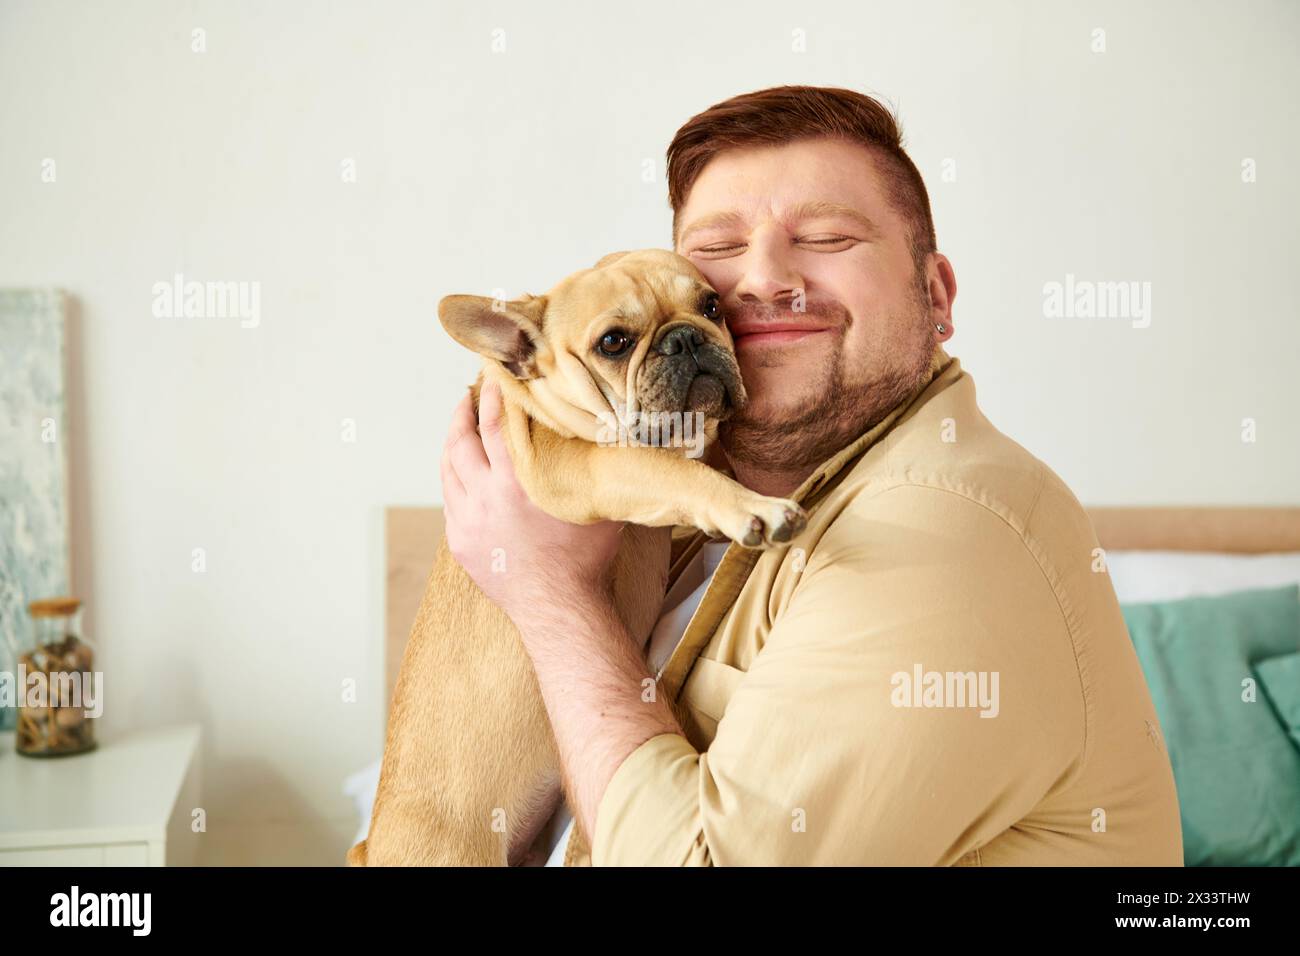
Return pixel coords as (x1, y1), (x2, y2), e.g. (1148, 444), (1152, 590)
(591, 732), (710, 866)
(591, 484), (1086, 866)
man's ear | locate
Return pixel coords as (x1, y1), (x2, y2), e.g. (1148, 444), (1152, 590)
(438, 292), (548, 379)
(593, 250), (631, 269)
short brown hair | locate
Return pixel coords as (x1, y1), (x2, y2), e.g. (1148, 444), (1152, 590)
(667, 85), (936, 273)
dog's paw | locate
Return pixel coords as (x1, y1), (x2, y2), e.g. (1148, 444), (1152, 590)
(720, 497), (808, 549)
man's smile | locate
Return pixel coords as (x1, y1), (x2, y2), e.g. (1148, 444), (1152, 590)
(728, 320), (832, 349)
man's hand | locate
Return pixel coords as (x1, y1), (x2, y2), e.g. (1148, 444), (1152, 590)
(440, 379), (626, 625)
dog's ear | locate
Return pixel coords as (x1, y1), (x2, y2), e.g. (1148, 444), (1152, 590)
(593, 250), (631, 269)
(438, 292), (548, 380)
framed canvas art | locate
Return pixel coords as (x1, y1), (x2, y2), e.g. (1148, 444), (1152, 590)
(0, 288), (72, 731)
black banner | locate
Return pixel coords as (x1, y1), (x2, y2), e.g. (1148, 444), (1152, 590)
(2, 865), (1290, 940)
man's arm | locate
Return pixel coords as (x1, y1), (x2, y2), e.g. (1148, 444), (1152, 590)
(516, 589), (683, 851)
(587, 483), (1087, 865)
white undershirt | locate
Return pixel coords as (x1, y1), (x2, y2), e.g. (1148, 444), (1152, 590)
(540, 539), (731, 866)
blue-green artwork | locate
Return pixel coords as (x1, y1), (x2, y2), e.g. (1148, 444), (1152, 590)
(0, 289), (71, 732)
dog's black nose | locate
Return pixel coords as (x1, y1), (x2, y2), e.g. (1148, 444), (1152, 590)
(655, 323), (704, 357)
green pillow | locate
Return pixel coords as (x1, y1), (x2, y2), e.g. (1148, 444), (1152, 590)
(1121, 584), (1300, 866)
(1256, 652), (1300, 753)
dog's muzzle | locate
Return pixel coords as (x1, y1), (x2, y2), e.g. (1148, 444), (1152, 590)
(648, 323), (746, 419)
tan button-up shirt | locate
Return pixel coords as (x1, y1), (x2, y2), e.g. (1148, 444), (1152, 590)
(562, 347), (1184, 866)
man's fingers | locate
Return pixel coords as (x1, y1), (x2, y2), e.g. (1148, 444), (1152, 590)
(478, 380), (516, 477)
(440, 443), (466, 508)
(446, 387), (489, 480)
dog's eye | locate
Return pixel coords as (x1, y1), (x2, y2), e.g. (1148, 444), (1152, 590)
(701, 294), (722, 322)
(597, 330), (634, 357)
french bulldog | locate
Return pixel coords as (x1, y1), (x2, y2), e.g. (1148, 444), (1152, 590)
(347, 249), (807, 866)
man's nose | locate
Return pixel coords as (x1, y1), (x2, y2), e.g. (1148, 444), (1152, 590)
(654, 323), (705, 358)
(731, 225), (804, 304)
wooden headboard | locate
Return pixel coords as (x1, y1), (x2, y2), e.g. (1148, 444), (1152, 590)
(383, 506), (1300, 710)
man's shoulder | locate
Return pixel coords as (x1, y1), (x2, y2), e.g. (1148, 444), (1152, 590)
(834, 374), (1099, 571)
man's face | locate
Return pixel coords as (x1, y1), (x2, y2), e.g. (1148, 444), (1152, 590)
(674, 136), (950, 472)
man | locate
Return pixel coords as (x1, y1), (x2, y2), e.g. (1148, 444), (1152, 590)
(440, 85), (1184, 866)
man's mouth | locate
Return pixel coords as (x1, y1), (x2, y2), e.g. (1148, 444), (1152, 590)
(729, 322), (831, 349)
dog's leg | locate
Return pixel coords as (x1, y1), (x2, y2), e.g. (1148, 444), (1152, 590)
(513, 421), (808, 547)
(506, 772), (565, 866)
(353, 538), (562, 866)
(350, 521), (670, 867)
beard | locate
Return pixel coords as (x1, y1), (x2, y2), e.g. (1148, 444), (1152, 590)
(719, 281), (937, 473)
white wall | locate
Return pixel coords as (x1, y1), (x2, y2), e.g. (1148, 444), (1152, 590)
(1, 0), (1296, 863)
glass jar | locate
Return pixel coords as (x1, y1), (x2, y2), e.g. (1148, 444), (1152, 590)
(16, 597), (98, 757)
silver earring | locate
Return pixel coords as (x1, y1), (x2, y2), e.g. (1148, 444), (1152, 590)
(936, 323), (947, 334)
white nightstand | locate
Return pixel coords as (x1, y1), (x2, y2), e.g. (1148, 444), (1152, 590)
(0, 722), (201, 866)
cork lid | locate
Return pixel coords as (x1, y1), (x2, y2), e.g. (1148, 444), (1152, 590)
(28, 597), (82, 618)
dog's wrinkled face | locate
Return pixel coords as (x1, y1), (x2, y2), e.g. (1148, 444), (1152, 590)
(438, 249), (747, 442)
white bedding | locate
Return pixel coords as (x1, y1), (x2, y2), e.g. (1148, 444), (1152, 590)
(342, 760), (382, 847)
(1103, 550), (1300, 603)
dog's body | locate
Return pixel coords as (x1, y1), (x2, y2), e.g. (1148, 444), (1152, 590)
(348, 250), (805, 866)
